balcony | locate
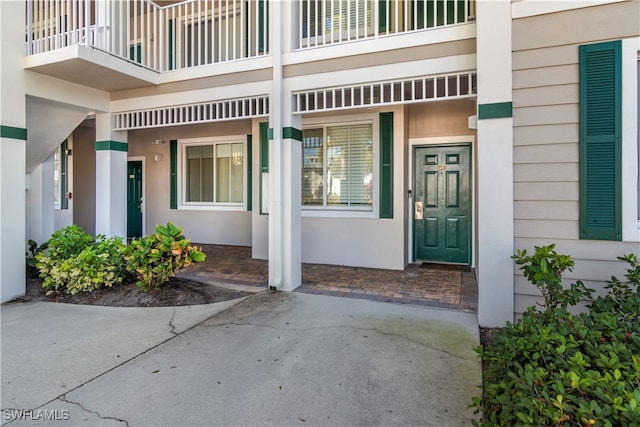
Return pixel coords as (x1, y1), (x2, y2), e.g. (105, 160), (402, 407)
(25, 0), (474, 90)
(298, 0), (474, 49)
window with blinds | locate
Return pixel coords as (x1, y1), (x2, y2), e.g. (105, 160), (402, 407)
(302, 0), (372, 41)
(302, 123), (373, 209)
(184, 140), (244, 205)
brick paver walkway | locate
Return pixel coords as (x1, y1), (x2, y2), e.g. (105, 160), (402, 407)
(178, 244), (477, 312)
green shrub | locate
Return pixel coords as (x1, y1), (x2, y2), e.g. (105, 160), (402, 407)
(124, 222), (206, 291)
(512, 244), (594, 309)
(35, 226), (128, 295)
(26, 239), (48, 268)
(44, 224), (94, 261)
(472, 248), (640, 427)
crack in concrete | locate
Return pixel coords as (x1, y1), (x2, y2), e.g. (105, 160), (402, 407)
(61, 396), (130, 427)
(168, 308), (178, 335)
(206, 321), (476, 361)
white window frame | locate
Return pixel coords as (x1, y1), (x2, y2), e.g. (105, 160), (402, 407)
(301, 113), (379, 218)
(621, 38), (640, 241)
(178, 135), (247, 211)
(53, 144), (62, 210)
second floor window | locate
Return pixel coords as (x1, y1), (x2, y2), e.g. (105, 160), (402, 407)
(302, 0), (372, 39)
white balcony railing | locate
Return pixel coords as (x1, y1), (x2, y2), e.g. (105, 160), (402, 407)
(25, 0), (270, 72)
(25, 1), (474, 73)
(299, 0), (475, 49)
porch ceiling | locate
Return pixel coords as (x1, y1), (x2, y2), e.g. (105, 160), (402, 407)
(23, 45), (159, 92)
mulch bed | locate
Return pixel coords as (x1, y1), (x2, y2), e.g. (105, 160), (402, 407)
(11, 268), (251, 307)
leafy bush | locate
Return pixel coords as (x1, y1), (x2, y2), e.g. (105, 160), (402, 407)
(472, 247), (640, 427)
(35, 226), (128, 295)
(124, 222), (206, 291)
(43, 224), (94, 261)
(26, 239), (48, 268)
(512, 244), (594, 309)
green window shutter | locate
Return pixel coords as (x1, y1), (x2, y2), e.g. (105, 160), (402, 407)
(168, 19), (174, 70)
(60, 140), (68, 210)
(129, 44), (142, 64)
(247, 135), (253, 211)
(579, 40), (622, 241)
(379, 112), (393, 218)
(258, 0), (268, 53)
(170, 140), (178, 209)
(378, 0), (388, 33)
(259, 122), (269, 215)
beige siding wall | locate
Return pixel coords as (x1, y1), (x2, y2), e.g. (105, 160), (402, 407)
(408, 99), (476, 138)
(512, 1), (640, 316)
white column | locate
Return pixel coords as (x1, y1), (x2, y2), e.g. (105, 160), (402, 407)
(95, 113), (128, 239)
(0, 1), (27, 302)
(476, 0), (515, 327)
(25, 156), (55, 245)
(268, 0), (302, 291)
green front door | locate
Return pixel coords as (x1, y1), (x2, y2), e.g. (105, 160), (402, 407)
(127, 161), (143, 238)
(414, 145), (470, 264)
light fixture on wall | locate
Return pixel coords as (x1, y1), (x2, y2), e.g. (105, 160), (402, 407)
(153, 153), (163, 162)
(151, 139), (165, 145)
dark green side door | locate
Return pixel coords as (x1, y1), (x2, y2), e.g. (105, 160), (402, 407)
(414, 145), (470, 264)
(127, 161), (143, 238)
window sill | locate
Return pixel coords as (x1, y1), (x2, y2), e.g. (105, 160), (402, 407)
(178, 204), (245, 212)
(302, 207), (376, 219)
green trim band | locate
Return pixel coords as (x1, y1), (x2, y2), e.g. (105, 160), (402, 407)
(478, 102), (513, 120)
(267, 127), (302, 141)
(283, 127), (302, 141)
(95, 140), (128, 152)
(1, 125), (27, 140)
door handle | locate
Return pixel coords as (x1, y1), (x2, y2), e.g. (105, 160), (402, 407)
(415, 201), (423, 220)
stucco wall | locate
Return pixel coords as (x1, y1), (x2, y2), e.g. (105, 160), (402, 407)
(300, 105), (407, 270)
(127, 121), (253, 246)
(72, 124), (96, 235)
(512, 1), (640, 316)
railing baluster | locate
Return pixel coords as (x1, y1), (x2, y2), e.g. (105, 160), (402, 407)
(26, 0), (32, 54)
(132, 0), (137, 60)
(443, 0), (448, 27)
(177, 4), (182, 69)
(217, 0), (222, 62)
(189, 1), (194, 66)
(225, 0), (229, 61)
(205, 0), (210, 64)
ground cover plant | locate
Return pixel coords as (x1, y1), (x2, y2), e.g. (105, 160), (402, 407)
(471, 245), (640, 427)
(124, 222), (206, 291)
(32, 222), (206, 296)
(35, 225), (129, 295)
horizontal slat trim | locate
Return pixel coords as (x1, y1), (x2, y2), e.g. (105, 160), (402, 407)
(513, 104), (578, 127)
(514, 182), (578, 201)
(514, 163), (579, 182)
(514, 143), (578, 164)
(514, 124), (579, 146)
(514, 201), (578, 220)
